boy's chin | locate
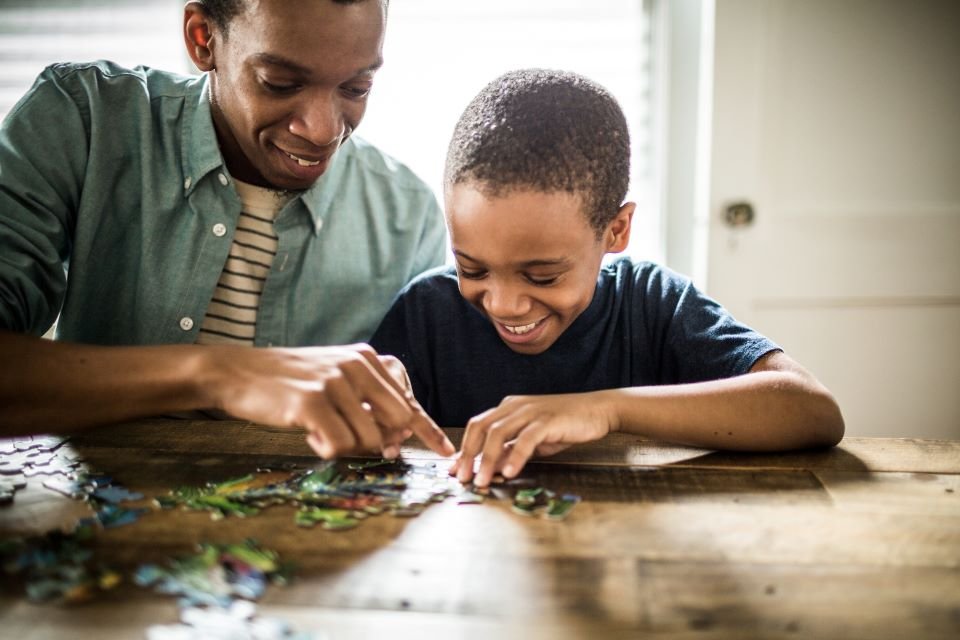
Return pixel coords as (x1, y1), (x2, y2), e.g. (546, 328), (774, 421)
(498, 336), (555, 355)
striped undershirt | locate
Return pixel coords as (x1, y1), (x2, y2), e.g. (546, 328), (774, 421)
(196, 179), (294, 346)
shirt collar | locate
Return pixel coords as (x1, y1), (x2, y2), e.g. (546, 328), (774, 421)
(298, 137), (354, 236)
(180, 73), (353, 236)
(180, 74), (224, 195)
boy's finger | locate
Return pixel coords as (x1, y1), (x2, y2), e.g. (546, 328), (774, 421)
(474, 417), (526, 487)
(457, 407), (499, 482)
(500, 423), (547, 479)
(447, 451), (463, 476)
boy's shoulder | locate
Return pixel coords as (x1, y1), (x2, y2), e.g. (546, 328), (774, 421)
(599, 256), (693, 295)
(397, 264), (460, 298)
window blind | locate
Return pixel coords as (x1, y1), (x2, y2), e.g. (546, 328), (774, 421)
(0, 0), (660, 261)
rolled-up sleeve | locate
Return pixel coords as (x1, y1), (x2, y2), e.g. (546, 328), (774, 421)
(0, 65), (87, 335)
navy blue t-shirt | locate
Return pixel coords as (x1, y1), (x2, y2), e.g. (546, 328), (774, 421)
(371, 257), (779, 427)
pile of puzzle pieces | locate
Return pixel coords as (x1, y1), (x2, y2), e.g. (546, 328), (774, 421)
(2, 436), (581, 638)
(156, 457), (580, 528)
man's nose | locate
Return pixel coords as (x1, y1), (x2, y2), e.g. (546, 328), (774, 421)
(288, 94), (345, 148)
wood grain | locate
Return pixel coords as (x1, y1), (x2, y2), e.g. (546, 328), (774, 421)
(1, 419), (958, 639)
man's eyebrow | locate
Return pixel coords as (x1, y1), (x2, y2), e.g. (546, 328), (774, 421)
(251, 53), (383, 77)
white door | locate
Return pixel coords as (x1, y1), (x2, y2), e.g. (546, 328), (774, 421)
(707, 0), (960, 439)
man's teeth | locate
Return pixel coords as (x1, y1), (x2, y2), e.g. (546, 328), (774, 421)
(286, 152), (320, 167)
(504, 321), (538, 335)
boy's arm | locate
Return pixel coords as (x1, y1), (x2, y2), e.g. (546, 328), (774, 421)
(454, 350), (844, 486)
(0, 330), (454, 458)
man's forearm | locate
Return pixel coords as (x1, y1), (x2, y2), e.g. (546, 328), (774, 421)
(0, 330), (212, 435)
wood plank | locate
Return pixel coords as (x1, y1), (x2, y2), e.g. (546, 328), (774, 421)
(817, 470), (960, 516)
(1, 561), (957, 640)
(65, 420), (960, 474)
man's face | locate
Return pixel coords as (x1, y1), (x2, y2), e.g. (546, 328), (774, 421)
(206, 0), (385, 190)
(445, 184), (610, 355)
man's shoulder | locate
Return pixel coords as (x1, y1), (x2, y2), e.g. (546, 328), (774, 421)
(42, 61), (202, 102)
(340, 136), (432, 193)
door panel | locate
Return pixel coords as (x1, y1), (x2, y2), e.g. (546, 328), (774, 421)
(708, 0), (960, 438)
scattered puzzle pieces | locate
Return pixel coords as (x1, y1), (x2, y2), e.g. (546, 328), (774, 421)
(134, 539), (292, 608)
(0, 523), (122, 604)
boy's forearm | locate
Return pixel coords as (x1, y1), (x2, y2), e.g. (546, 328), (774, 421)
(0, 330), (214, 435)
(600, 370), (845, 452)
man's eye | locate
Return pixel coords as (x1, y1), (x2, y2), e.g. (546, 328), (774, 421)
(341, 85), (371, 99)
(260, 79), (299, 94)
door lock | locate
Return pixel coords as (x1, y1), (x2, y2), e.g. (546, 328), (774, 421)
(723, 201), (755, 227)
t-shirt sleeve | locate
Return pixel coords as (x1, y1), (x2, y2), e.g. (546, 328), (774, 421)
(369, 274), (439, 414)
(637, 264), (780, 384)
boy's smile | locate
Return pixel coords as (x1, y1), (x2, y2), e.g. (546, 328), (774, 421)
(446, 184), (632, 355)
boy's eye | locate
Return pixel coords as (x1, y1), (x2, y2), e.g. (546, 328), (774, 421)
(526, 275), (560, 287)
(458, 268), (487, 280)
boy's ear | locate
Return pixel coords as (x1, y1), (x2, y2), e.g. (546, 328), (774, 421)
(604, 202), (635, 253)
(184, 2), (216, 72)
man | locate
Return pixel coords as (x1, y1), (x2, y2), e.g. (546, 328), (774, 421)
(0, 0), (455, 459)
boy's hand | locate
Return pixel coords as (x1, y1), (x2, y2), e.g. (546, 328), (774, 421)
(450, 393), (615, 487)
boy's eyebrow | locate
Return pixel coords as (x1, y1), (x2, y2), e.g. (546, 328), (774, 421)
(250, 53), (383, 77)
(455, 250), (569, 268)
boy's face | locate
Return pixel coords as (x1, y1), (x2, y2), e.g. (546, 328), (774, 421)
(446, 184), (631, 355)
(196, 0), (385, 191)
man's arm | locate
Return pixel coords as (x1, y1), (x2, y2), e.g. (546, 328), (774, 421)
(453, 351), (844, 486)
(0, 330), (455, 458)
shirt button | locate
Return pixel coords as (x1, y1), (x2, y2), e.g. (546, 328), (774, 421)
(179, 317), (194, 331)
(183, 176), (192, 190)
(218, 173), (229, 186)
(315, 219), (324, 233)
(212, 223), (227, 237)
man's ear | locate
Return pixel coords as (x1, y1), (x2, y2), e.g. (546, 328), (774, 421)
(184, 2), (216, 72)
(604, 202), (635, 253)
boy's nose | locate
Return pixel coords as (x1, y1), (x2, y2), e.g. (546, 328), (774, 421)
(483, 282), (532, 320)
(288, 94), (345, 148)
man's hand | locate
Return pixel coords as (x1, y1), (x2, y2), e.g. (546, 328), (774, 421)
(449, 392), (615, 487)
(206, 344), (455, 459)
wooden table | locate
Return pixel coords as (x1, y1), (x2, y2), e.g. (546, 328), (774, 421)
(2, 419), (959, 639)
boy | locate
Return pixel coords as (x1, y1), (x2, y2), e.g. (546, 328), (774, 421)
(371, 69), (844, 487)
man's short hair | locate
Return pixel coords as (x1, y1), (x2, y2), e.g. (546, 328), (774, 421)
(444, 68), (630, 238)
(200, 0), (386, 36)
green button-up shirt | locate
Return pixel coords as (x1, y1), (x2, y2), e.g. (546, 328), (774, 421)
(0, 61), (446, 347)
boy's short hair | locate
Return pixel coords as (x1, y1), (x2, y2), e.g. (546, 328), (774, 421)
(444, 68), (630, 238)
(200, 0), (385, 36)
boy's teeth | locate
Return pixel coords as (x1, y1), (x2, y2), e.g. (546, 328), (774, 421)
(286, 152), (320, 167)
(505, 321), (538, 335)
